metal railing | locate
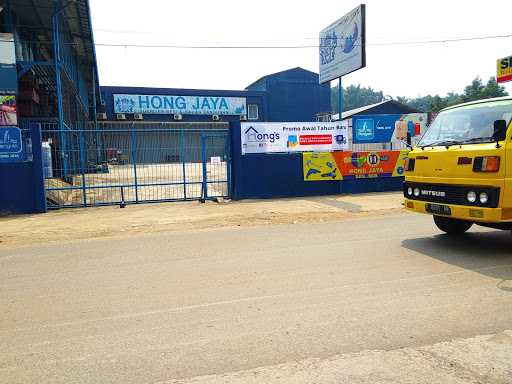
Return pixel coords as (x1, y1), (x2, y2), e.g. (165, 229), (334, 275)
(40, 123), (230, 208)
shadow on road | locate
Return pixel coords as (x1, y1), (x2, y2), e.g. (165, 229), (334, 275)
(402, 230), (512, 292)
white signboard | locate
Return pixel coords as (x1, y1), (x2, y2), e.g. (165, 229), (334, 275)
(319, 4), (366, 84)
(114, 94), (246, 115)
(241, 122), (348, 155)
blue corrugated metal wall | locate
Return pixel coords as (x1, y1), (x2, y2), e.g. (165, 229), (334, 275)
(0, 124), (46, 214)
(246, 67), (331, 122)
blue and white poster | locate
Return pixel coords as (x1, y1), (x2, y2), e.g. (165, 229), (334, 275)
(0, 33), (18, 95)
(0, 126), (23, 162)
(114, 94), (247, 116)
(352, 113), (427, 144)
(319, 5), (366, 84)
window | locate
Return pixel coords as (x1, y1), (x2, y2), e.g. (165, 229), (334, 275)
(248, 104), (259, 120)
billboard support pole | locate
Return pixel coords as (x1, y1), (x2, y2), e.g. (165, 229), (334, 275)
(338, 77), (343, 120)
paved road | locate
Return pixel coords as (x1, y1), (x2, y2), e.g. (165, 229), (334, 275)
(1, 213), (512, 383)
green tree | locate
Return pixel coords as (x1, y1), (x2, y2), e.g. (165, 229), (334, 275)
(333, 76), (508, 114)
(331, 84), (385, 113)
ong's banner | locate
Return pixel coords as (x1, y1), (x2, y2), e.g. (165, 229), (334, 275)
(114, 94), (246, 115)
(303, 149), (409, 181)
(241, 122), (348, 155)
(352, 113), (427, 144)
(319, 4), (366, 84)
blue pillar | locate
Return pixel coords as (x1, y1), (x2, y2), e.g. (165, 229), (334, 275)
(52, 7), (68, 179)
(30, 122), (47, 213)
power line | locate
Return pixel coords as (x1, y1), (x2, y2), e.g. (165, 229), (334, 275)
(1, 33), (510, 49)
(93, 33), (512, 49)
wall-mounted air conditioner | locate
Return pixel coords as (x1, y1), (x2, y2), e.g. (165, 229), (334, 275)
(116, 113), (126, 121)
(134, 113), (144, 120)
(212, 114), (221, 121)
(173, 114), (183, 121)
(97, 112), (107, 120)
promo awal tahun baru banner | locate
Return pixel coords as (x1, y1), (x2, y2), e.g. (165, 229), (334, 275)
(241, 122), (349, 155)
(303, 150), (410, 181)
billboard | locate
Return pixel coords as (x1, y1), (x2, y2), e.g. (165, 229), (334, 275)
(319, 4), (366, 84)
(352, 113), (427, 144)
(0, 33), (18, 95)
(497, 55), (512, 84)
(241, 122), (348, 155)
(303, 149), (409, 181)
(114, 94), (246, 115)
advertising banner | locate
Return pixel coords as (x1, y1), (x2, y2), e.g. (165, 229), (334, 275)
(338, 150), (409, 179)
(114, 94), (246, 115)
(497, 55), (512, 84)
(241, 122), (348, 155)
(319, 4), (366, 84)
(352, 113), (427, 144)
(0, 95), (17, 126)
(303, 149), (409, 181)
(303, 152), (342, 181)
(0, 33), (18, 95)
(0, 126), (23, 162)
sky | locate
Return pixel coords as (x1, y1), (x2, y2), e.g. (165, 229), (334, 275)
(90, 0), (512, 98)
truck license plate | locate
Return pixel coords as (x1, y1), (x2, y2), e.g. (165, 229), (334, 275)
(426, 203), (451, 216)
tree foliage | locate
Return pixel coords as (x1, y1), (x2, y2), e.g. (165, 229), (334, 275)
(331, 77), (508, 113)
(331, 84), (385, 113)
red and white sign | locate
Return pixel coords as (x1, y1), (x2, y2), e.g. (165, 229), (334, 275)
(299, 135), (332, 145)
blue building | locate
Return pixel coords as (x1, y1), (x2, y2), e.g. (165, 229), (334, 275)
(246, 67), (331, 122)
(0, 0), (100, 214)
(99, 67), (330, 123)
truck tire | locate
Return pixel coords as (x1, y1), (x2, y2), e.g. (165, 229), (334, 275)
(433, 215), (473, 235)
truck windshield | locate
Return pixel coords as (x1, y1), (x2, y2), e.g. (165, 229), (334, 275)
(418, 100), (512, 147)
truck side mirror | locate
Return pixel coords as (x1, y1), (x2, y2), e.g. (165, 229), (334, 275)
(493, 120), (508, 142)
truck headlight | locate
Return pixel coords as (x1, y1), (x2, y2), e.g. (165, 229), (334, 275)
(413, 188), (420, 197)
(407, 187), (413, 196)
(467, 191), (477, 203)
(479, 192), (489, 204)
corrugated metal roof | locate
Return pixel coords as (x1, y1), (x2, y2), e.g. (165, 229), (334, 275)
(332, 99), (422, 120)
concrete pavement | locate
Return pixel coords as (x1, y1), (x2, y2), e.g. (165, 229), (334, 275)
(1, 213), (512, 383)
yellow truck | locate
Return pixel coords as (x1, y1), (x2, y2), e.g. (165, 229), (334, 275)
(404, 96), (512, 234)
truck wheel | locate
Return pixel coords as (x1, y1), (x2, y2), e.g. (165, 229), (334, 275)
(433, 215), (473, 235)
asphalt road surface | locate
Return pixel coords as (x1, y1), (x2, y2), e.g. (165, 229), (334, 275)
(1, 213), (512, 383)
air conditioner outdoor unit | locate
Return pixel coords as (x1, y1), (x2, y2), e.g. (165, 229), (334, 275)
(240, 114), (248, 121)
(173, 113), (183, 121)
(116, 113), (126, 121)
(134, 113), (144, 120)
(97, 112), (107, 120)
(212, 114), (221, 121)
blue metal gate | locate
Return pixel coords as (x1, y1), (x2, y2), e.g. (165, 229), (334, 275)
(42, 122), (231, 208)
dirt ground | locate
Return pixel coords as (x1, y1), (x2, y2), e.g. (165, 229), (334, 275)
(0, 192), (405, 247)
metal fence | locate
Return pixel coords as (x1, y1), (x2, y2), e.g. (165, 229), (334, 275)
(41, 122), (230, 208)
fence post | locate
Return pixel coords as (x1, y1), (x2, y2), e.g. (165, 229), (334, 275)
(201, 134), (208, 201)
(180, 129), (187, 200)
(30, 122), (47, 213)
(224, 132), (231, 198)
(131, 127), (139, 203)
(79, 130), (87, 207)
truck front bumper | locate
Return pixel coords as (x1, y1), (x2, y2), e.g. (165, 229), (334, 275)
(403, 199), (508, 223)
